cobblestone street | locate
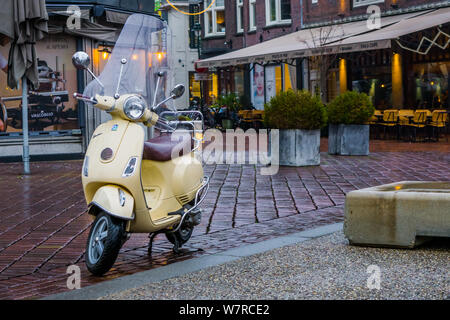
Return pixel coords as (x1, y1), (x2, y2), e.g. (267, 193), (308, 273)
(0, 140), (449, 299)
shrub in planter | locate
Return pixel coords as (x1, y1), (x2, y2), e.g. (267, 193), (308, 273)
(214, 93), (240, 129)
(327, 91), (375, 156)
(264, 90), (327, 166)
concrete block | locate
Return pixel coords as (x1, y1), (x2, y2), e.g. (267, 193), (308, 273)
(344, 181), (450, 248)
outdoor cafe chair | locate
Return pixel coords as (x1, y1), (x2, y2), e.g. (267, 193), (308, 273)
(428, 109), (448, 142)
(398, 109), (415, 141)
(369, 110), (383, 139)
(379, 109), (399, 139)
(250, 110), (265, 129)
(238, 110), (257, 130)
(406, 109), (431, 142)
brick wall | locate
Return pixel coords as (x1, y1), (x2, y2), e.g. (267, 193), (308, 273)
(201, 0), (302, 55)
(201, 0), (444, 55)
(305, 0), (436, 24)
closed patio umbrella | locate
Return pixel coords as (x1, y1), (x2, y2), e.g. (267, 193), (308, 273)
(3, 0), (48, 174)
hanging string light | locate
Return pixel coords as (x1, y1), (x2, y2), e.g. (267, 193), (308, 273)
(395, 28), (450, 55)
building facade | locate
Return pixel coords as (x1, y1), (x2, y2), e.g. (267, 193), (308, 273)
(198, 0), (450, 111)
(159, 1), (201, 110)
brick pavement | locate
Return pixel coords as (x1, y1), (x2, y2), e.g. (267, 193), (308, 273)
(0, 139), (448, 299)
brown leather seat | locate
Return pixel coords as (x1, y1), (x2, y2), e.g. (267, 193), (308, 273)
(143, 133), (192, 162)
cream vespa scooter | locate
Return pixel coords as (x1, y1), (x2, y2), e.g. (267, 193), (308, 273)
(72, 14), (209, 276)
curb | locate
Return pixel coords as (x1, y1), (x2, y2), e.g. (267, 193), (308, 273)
(43, 222), (343, 300)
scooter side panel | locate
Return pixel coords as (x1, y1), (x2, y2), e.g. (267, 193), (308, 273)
(140, 153), (203, 222)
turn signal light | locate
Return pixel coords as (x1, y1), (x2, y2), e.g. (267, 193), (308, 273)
(122, 157), (138, 177)
(83, 156), (89, 177)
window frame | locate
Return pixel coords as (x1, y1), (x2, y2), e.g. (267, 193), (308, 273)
(249, 0), (257, 31)
(204, 0), (226, 37)
(236, 0), (244, 33)
(265, 0), (291, 26)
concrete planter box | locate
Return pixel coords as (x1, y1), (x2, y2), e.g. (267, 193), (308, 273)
(344, 181), (450, 248)
(278, 129), (320, 166)
(328, 124), (369, 156)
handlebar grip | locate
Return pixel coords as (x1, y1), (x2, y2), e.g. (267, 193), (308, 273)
(73, 93), (98, 104)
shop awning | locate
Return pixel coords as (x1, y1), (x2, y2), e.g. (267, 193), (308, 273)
(329, 6), (450, 52)
(196, 8), (447, 68)
(48, 20), (119, 42)
(105, 9), (130, 24)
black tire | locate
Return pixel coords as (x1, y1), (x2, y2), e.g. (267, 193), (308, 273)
(85, 212), (125, 276)
(165, 225), (193, 246)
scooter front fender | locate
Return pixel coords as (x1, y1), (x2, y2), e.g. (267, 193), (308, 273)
(88, 185), (134, 221)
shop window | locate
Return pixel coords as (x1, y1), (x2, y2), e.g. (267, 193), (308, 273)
(204, 0), (226, 37)
(265, 0), (291, 26)
(0, 35), (80, 134)
(411, 62), (450, 110)
(189, 71), (218, 105)
(189, 71), (202, 100)
(250, 63), (295, 110)
(251, 64), (265, 110)
(265, 64), (283, 102)
(237, 0), (244, 33)
(211, 72), (218, 102)
(352, 71), (392, 110)
(284, 64), (293, 91)
(234, 67), (245, 97)
(249, 0), (257, 31)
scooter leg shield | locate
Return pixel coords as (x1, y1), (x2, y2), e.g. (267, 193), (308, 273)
(89, 185), (135, 220)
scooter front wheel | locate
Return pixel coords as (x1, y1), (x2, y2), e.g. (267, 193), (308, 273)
(85, 212), (125, 276)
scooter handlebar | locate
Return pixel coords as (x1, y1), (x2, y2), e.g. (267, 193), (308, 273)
(73, 93), (98, 104)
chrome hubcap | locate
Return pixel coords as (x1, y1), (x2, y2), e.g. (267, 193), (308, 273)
(88, 216), (108, 264)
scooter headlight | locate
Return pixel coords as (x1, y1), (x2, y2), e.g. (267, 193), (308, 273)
(123, 95), (146, 120)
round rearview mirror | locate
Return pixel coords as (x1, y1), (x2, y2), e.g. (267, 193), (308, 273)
(72, 51), (90, 70)
(171, 84), (185, 99)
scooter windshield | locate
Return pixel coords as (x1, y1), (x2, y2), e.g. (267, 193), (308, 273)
(83, 14), (173, 113)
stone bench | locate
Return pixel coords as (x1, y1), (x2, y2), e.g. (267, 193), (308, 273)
(344, 181), (450, 248)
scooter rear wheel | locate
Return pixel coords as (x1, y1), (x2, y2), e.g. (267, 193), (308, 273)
(85, 212), (125, 276)
(165, 226), (193, 247)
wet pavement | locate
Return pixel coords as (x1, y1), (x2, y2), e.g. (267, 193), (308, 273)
(0, 139), (449, 299)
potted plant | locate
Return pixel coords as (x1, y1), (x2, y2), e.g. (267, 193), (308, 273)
(214, 93), (240, 129)
(327, 91), (375, 156)
(264, 90), (327, 166)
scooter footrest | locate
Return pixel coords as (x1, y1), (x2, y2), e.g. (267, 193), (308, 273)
(168, 208), (185, 216)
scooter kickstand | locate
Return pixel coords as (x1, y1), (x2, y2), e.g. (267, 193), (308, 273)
(172, 237), (181, 254)
(147, 232), (159, 255)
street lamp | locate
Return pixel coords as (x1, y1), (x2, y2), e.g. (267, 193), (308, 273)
(192, 22), (204, 104)
(192, 22), (202, 56)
